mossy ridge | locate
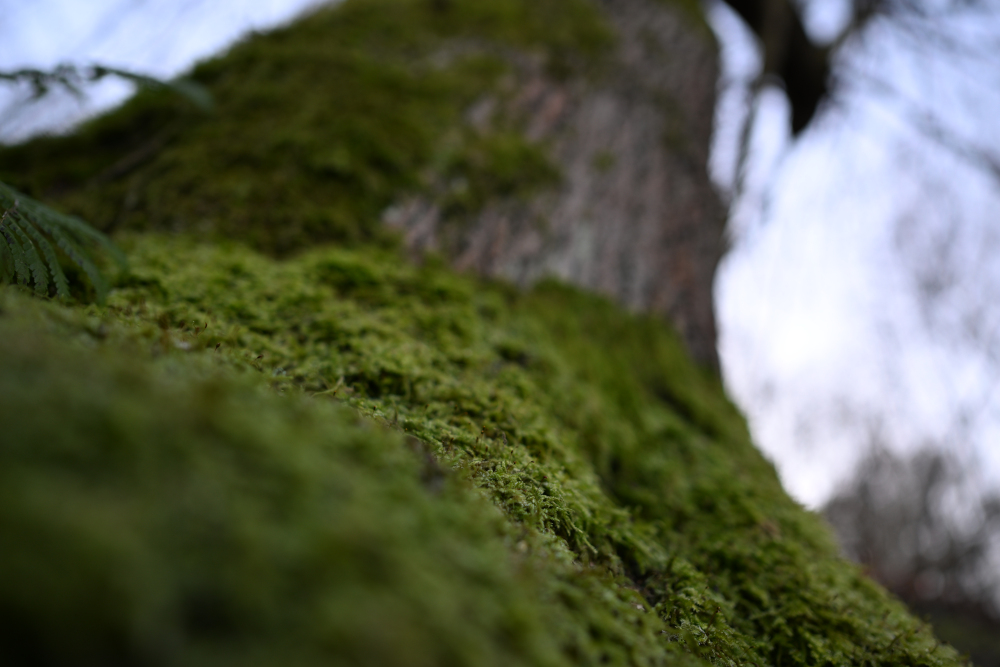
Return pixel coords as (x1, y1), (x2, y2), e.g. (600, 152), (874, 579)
(0, 287), (707, 667)
(0, 0), (611, 256)
(15, 233), (952, 667)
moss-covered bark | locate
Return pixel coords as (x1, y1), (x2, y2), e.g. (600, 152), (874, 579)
(0, 234), (965, 666)
(0, 0), (971, 665)
(0, 0), (610, 255)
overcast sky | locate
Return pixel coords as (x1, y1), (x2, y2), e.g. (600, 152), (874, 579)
(3, 0), (999, 508)
(0, 0), (325, 140)
(709, 0), (1000, 505)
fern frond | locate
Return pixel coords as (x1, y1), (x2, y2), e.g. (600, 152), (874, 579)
(14, 194), (127, 270)
(0, 180), (125, 303)
(7, 217), (50, 295)
(0, 214), (32, 288)
(47, 225), (111, 302)
(17, 216), (71, 299)
(0, 233), (12, 284)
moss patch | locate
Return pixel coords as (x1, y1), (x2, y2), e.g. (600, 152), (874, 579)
(0, 234), (965, 666)
(437, 130), (562, 222)
(0, 291), (573, 667)
(0, 0), (610, 255)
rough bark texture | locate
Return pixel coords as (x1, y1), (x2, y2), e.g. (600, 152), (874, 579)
(386, 0), (725, 369)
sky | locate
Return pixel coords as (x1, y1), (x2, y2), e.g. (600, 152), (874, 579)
(0, 0), (325, 140)
(3, 0), (999, 509)
(708, 0), (1000, 505)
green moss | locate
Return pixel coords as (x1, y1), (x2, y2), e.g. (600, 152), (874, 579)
(438, 131), (562, 221)
(591, 150), (616, 173)
(0, 293), (569, 667)
(0, 233), (964, 665)
(0, 0), (611, 256)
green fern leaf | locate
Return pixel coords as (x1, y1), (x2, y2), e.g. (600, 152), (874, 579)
(17, 216), (71, 299)
(10, 191), (127, 270)
(0, 207), (14, 283)
(0, 237), (11, 284)
(49, 228), (111, 302)
(0, 180), (125, 303)
(0, 228), (17, 284)
(0, 216), (32, 288)
(8, 217), (51, 295)
(44, 209), (127, 270)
